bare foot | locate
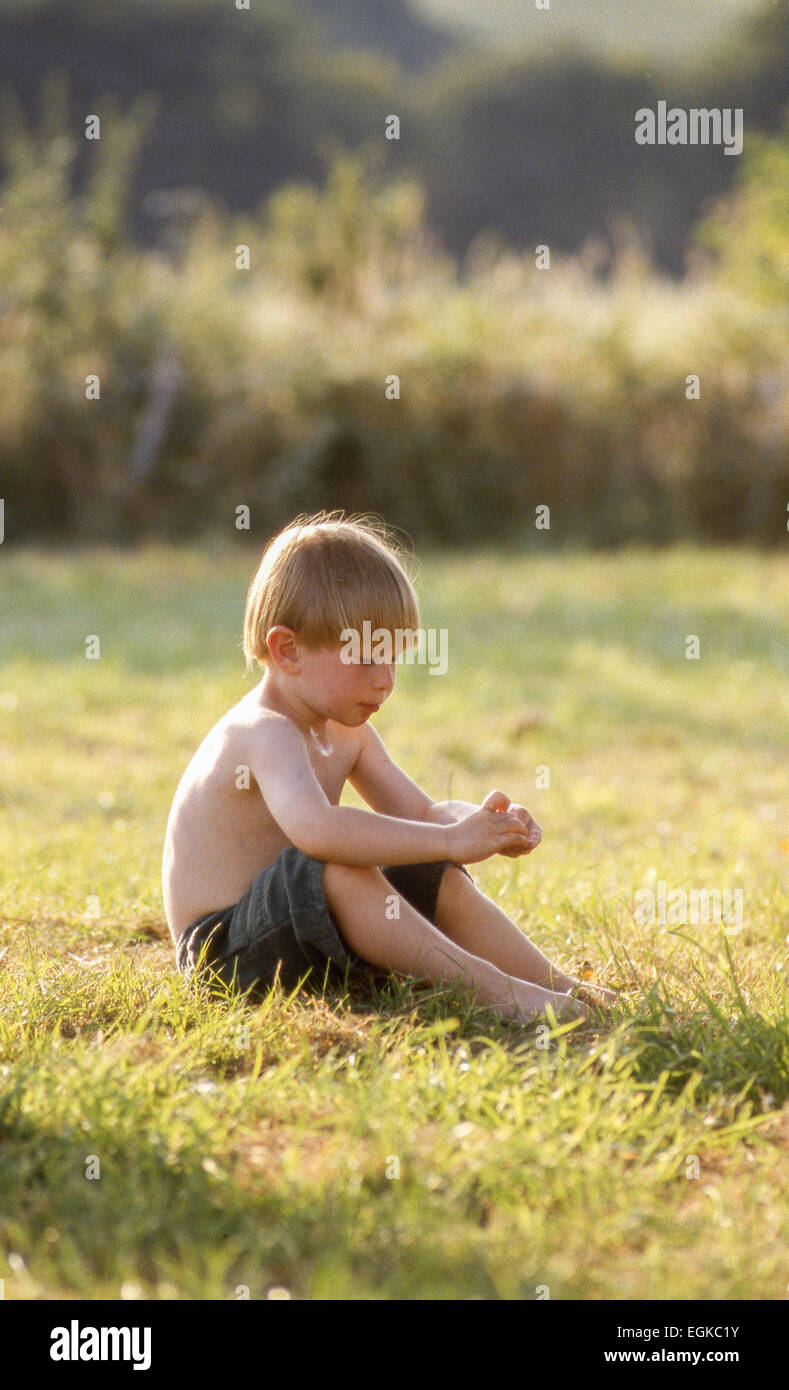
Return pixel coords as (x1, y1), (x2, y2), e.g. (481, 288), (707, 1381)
(491, 978), (591, 1025)
(560, 974), (618, 1002)
(536, 969), (619, 1003)
(565, 981), (619, 1015)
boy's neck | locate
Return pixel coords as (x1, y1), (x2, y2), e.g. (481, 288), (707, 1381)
(255, 670), (330, 742)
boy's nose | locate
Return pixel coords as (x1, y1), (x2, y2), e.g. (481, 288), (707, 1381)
(373, 664), (395, 694)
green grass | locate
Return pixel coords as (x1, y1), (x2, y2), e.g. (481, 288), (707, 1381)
(0, 542), (787, 1299)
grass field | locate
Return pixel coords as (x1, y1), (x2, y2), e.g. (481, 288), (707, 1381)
(0, 541), (787, 1300)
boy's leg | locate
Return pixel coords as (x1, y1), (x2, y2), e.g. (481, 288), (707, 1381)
(321, 862), (589, 1023)
(434, 864), (580, 991)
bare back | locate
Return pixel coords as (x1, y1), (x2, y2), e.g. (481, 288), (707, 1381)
(161, 687), (361, 942)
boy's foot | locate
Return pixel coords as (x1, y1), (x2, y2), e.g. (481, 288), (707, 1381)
(542, 970), (620, 1003)
(491, 978), (591, 1025)
(565, 981), (619, 1014)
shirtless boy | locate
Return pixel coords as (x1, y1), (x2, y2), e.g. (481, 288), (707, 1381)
(163, 512), (616, 1024)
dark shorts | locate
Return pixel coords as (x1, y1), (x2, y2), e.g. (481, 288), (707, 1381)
(175, 846), (474, 1000)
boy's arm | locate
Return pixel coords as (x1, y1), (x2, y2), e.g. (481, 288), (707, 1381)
(347, 725), (480, 827)
(347, 727), (540, 857)
(428, 800), (483, 825)
(247, 716), (451, 866)
(346, 723), (437, 822)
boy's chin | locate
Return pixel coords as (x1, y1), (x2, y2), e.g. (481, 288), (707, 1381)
(324, 702), (380, 726)
(342, 706), (375, 725)
(317, 709), (356, 727)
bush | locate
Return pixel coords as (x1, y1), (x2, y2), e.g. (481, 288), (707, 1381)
(1, 85), (787, 546)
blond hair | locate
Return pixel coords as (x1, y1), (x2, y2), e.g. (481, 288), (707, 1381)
(242, 510), (421, 670)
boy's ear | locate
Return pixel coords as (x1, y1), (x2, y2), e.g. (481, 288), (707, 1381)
(266, 625), (301, 670)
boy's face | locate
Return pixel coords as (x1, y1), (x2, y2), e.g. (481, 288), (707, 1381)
(290, 636), (397, 725)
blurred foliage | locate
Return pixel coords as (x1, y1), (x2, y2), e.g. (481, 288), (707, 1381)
(0, 79), (787, 547)
(2, 0), (789, 276)
(716, 0), (789, 130)
(259, 153), (453, 313)
(697, 123), (789, 311)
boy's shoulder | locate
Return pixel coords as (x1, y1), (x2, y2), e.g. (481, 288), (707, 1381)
(222, 693), (295, 750)
(230, 692), (361, 762)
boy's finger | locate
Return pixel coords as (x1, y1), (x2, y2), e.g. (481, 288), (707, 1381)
(483, 789), (511, 813)
(498, 837), (523, 854)
(511, 808), (541, 843)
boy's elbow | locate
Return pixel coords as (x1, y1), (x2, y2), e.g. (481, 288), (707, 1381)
(289, 807), (338, 861)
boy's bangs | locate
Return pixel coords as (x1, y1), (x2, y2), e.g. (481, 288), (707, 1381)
(312, 556), (420, 650)
(335, 595), (421, 650)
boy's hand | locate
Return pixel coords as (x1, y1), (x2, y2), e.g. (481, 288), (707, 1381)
(444, 789), (535, 865)
(479, 789), (541, 858)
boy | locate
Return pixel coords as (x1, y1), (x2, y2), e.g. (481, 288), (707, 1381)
(163, 512), (616, 1024)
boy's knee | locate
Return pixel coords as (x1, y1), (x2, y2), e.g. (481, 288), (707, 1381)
(444, 862), (472, 879)
(322, 861), (382, 890)
(436, 862), (475, 913)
